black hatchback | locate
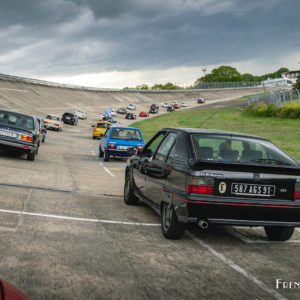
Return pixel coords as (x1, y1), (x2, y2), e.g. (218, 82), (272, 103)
(124, 128), (300, 241)
(62, 112), (78, 125)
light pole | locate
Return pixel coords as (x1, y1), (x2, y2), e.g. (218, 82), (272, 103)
(202, 67), (207, 76)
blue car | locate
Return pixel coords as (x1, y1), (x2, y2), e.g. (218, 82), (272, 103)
(99, 126), (144, 161)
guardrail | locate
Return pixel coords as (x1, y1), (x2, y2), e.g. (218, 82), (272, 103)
(194, 81), (262, 89)
(248, 89), (300, 106)
(0, 72), (266, 93)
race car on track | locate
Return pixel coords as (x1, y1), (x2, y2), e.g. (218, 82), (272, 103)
(124, 128), (300, 241)
(43, 114), (63, 131)
(125, 113), (136, 120)
(93, 121), (111, 139)
(139, 111), (149, 117)
(99, 127), (144, 162)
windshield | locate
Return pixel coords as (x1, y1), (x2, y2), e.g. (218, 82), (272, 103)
(191, 134), (299, 167)
(110, 128), (142, 141)
(0, 111), (34, 130)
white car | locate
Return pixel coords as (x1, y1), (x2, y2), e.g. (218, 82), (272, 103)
(127, 104), (136, 110)
(161, 103), (169, 108)
(75, 109), (87, 119)
(43, 114), (63, 131)
(181, 102), (188, 107)
(110, 119), (120, 126)
(171, 101), (178, 105)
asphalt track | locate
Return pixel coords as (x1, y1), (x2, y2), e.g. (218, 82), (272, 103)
(0, 100), (299, 300)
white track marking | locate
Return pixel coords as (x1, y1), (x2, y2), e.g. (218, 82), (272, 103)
(187, 232), (287, 300)
(0, 208), (160, 226)
(104, 167), (116, 177)
(225, 228), (300, 244)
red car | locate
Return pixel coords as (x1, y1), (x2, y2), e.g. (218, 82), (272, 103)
(0, 279), (30, 300)
(139, 111), (149, 117)
(173, 103), (181, 109)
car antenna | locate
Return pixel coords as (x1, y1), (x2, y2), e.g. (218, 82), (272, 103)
(197, 112), (217, 128)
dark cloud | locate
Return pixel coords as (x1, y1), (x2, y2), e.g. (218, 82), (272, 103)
(0, 0), (299, 79)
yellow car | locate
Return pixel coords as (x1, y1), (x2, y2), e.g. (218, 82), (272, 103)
(93, 121), (111, 139)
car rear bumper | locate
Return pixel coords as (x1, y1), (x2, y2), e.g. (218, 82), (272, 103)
(107, 150), (131, 157)
(174, 195), (300, 226)
(0, 139), (36, 153)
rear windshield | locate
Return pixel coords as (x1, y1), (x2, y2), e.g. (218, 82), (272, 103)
(46, 115), (60, 121)
(191, 134), (299, 167)
(97, 123), (110, 128)
(0, 111), (34, 130)
(110, 128), (142, 141)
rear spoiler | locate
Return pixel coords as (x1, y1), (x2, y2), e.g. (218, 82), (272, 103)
(189, 159), (300, 176)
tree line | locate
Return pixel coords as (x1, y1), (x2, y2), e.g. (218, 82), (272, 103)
(124, 65), (290, 90)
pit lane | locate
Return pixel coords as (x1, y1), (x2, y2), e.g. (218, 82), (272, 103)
(0, 108), (299, 300)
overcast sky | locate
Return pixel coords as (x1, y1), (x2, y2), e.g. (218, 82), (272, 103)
(0, 0), (299, 88)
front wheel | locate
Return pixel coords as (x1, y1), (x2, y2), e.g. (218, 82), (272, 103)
(103, 150), (110, 162)
(264, 226), (295, 241)
(161, 203), (185, 239)
(124, 172), (139, 205)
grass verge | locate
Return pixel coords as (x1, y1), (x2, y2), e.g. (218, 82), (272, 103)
(131, 107), (300, 161)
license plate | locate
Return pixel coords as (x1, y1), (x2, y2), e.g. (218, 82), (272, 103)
(231, 183), (275, 196)
(118, 145), (128, 150)
(66, 117), (70, 119)
(0, 130), (17, 138)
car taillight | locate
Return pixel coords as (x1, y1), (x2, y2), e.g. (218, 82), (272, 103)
(294, 183), (300, 199)
(108, 144), (116, 149)
(136, 146), (143, 152)
(186, 176), (214, 194)
(72, 118), (75, 121)
(55, 123), (59, 126)
(44, 121), (48, 124)
(21, 134), (33, 142)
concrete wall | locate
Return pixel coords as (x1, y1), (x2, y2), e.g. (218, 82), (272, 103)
(0, 76), (266, 118)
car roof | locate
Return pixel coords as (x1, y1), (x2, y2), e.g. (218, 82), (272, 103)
(0, 109), (35, 119)
(111, 126), (140, 130)
(97, 121), (111, 124)
(161, 128), (270, 141)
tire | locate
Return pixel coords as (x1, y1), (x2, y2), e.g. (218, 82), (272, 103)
(124, 171), (139, 205)
(99, 147), (104, 157)
(264, 226), (295, 241)
(35, 144), (39, 155)
(103, 150), (110, 162)
(42, 135), (45, 143)
(27, 151), (36, 161)
(93, 136), (96, 140)
(161, 202), (185, 239)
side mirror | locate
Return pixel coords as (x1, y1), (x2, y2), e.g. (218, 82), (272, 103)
(127, 147), (138, 155)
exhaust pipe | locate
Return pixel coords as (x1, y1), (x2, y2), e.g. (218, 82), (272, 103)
(198, 220), (208, 229)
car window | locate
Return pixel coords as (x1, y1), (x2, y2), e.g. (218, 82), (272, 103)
(0, 111), (34, 130)
(143, 132), (166, 157)
(191, 134), (298, 166)
(97, 123), (110, 128)
(110, 128), (142, 141)
(154, 133), (177, 161)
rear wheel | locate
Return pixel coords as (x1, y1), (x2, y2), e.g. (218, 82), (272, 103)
(161, 203), (185, 239)
(264, 226), (295, 241)
(99, 147), (104, 157)
(103, 150), (110, 162)
(124, 171), (139, 205)
(27, 151), (36, 161)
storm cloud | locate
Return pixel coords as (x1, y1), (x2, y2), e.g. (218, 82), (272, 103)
(0, 0), (299, 86)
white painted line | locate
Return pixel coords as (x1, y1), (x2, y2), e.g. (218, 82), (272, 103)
(225, 228), (300, 244)
(0, 209), (160, 226)
(104, 167), (116, 177)
(187, 232), (287, 300)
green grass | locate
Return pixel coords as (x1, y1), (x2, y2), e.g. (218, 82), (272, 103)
(131, 108), (300, 161)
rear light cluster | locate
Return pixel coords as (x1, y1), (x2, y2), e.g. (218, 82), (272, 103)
(43, 121), (48, 124)
(136, 146), (144, 152)
(55, 123), (60, 127)
(108, 144), (116, 149)
(21, 134), (33, 142)
(294, 183), (300, 199)
(186, 176), (214, 195)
